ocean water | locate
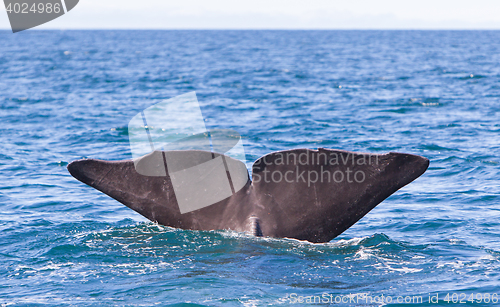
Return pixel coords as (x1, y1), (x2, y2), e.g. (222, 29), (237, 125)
(1, 30), (500, 306)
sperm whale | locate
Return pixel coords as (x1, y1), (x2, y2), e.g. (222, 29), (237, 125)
(68, 148), (429, 243)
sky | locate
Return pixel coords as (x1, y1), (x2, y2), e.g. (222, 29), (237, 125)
(2, 0), (500, 30)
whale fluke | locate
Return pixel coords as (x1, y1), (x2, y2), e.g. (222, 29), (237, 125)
(68, 148), (429, 243)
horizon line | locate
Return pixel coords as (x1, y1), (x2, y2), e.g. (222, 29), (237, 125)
(2, 28), (500, 31)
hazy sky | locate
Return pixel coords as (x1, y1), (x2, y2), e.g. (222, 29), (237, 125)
(2, 0), (500, 30)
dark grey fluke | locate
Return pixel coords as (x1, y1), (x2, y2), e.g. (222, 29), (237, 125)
(68, 148), (429, 243)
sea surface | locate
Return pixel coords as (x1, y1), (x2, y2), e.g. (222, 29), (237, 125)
(1, 30), (500, 306)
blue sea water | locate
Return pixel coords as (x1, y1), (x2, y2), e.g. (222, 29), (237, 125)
(0, 30), (500, 306)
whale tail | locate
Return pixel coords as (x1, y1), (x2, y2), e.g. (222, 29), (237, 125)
(68, 148), (429, 243)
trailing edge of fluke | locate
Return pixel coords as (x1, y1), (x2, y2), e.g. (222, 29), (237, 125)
(68, 148), (429, 243)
